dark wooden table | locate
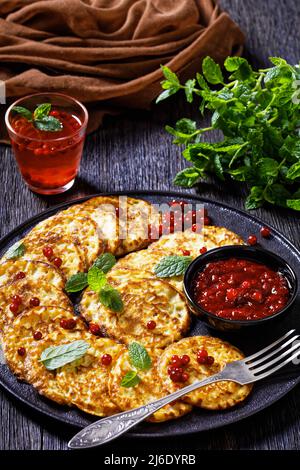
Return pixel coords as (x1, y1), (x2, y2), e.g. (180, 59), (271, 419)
(0, 0), (299, 452)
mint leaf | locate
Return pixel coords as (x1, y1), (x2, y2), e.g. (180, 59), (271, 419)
(175, 118), (197, 135)
(224, 57), (248, 72)
(93, 253), (116, 273)
(184, 79), (196, 103)
(269, 57), (287, 67)
(202, 57), (223, 84)
(196, 73), (209, 90)
(245, 186), (264, 210)
(87, 266), (107, 292)
(40, 340), (90, 370)
(160, 65), (180, 85)
(34, 116), (63, 132)
(5, 242), (26, 260)
(65, 273), (88, 293)
(286, 162), (300, 180)
(156, 65), (181, 103)
(154, 255), (192, 278)
(156, 87), (179, 103)
(213, 154), (225, 180)
(33, 103), (51, 120)
(286, 199), (300, 210)
(173, 167), (202, 187)
(128, 342), (152, 371)
(257, 158), (279, 183)
(264, 183), (291, 207)
(99, 285), (123, 312)
(224, 57), (253, 80)
(121, 370), (141, 388)
(12, 106), (32, 121)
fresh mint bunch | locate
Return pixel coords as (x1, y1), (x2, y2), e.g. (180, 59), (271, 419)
(157, 56), (300, 211)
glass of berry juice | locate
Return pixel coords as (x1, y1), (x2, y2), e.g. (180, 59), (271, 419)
(5, 93), (88, 195)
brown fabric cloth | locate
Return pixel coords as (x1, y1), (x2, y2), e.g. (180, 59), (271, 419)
(0, 0), (244, 142)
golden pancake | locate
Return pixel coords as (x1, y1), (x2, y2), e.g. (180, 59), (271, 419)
(23, 231), (85, 278)
(113, 249), (184, 292)
(80, 269), (190, 349)
(62, 198), (120, 254)
(29, 213), (103, 268)
(203, 226), (244, 249)
(0, 278), (73, 333)
(108, 348), (192, 422)
(114, 196), (159, 256)
(148, 226), (244, 257)
(64, 196), (159, 256)
(56, 337), (126, 416)
(158, 336), (252, 410)
(2, 306), (84, 386)
(0, 259), (64, 289)
(6, 308), (125, 414)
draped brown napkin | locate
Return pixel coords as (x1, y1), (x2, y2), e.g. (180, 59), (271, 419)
(0, 0), (244, 142)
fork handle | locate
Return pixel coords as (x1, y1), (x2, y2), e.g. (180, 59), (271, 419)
(68, 372), (226, 449)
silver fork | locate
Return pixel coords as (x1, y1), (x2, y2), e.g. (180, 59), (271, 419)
(68, 330), (300, 449)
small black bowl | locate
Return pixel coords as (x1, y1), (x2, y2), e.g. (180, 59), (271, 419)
(183, 245), (298, 331)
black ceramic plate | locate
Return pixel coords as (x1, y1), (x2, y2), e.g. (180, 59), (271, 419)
(1, 191), (300, 438)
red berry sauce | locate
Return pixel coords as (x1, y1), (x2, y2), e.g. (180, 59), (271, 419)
(193, 258), (290, 321)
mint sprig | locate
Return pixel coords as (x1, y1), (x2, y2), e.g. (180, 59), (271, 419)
(12, 106), (32, 121)
(157, 56), (300, 211)
(128, 342), (152, 371)
(65, 272), (88, 293)
(93, 253), (116, 273)
(121, 342), (152, 388)
(35, 116), (63, 132)
(33, 103), (51, 120)
(87, 266), (107, 292)
(40, 340), (90, 370)
(5, 242), (26, 260)
(154, 255), (192, 278)
(65, 254), (123, 312)
(120, 370), (141, 388)
(99, 284), (123, 312)
(12, 102), (63, 132)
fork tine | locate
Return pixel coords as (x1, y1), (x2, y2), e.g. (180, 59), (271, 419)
(248, 334), (299, 368)
(253, 346), (300, 380)
(244, 330), (296, 363)
(252, 341), (300, 375)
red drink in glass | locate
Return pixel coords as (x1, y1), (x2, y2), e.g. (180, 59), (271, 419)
(5, 93), (88, 195)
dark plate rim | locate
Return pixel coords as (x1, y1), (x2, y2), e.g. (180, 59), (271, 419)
(0, 189), (300, 438)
